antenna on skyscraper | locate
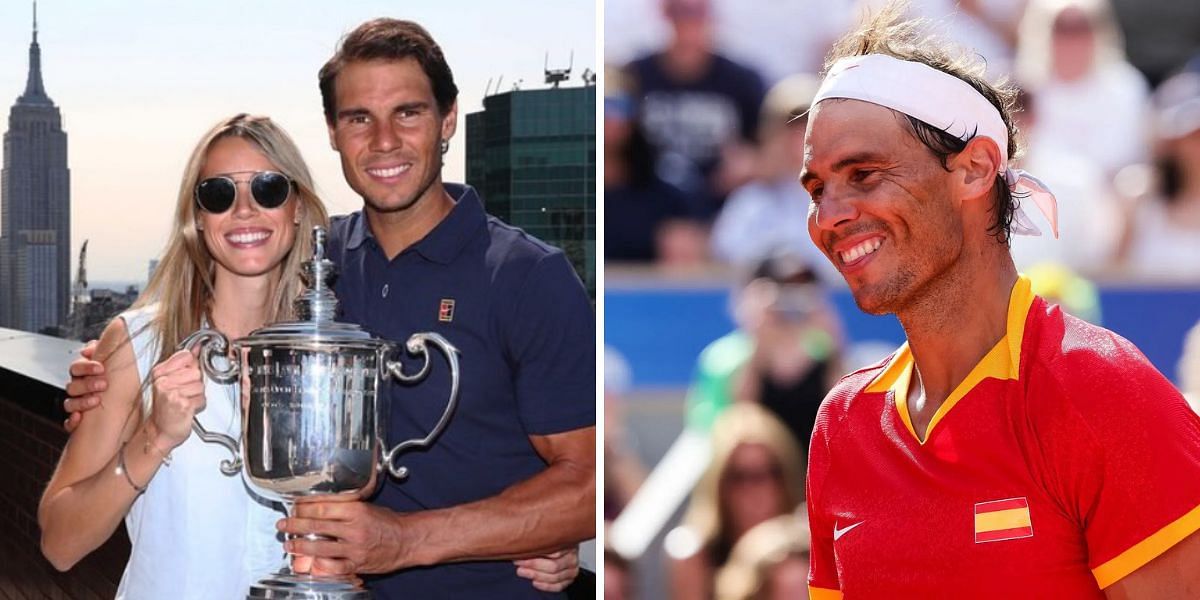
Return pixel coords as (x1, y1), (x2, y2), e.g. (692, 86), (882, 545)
(76, 240), (87, 291)
(484, 77), (493, 99)
(33, 1), (38, 43)
(545, 51), (573, 88)
(496, 75), (504, 94)
(68, 240), (89, 338)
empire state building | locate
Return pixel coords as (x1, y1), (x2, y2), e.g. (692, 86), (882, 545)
(1, 3), (70, 333)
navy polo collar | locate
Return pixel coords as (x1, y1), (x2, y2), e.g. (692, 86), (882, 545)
(343, 183), (486, 264)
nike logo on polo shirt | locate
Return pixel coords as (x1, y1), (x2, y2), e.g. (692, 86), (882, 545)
(438, 298), (455, 323)
(833, 520), (865, 541)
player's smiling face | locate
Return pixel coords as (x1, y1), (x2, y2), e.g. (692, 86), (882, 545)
(327, 58), (457, 215)
(801, 99), (964, 315)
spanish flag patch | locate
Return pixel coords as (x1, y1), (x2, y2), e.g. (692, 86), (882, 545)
(974, 497), (1033, 543)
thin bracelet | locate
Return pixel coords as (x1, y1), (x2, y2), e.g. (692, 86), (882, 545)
(141, 422), (173, 466)
(143, 438), (173, 466)
(116, 441), (147, 494)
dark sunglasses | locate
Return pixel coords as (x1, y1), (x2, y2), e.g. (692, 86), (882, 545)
(195, 170), (294, 213)
(1053, 17), (1092, 35)
(723, 463), (784, 486)
(665, 1), (709, 20)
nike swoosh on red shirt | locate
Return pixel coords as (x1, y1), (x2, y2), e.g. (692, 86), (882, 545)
(833, 520), (865, 541)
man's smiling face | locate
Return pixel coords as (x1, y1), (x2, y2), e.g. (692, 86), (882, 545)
(801, 99), (964, 315)
(327, 58), (457, 215)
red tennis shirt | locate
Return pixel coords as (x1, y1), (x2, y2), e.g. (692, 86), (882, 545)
(807, 276), (1200, 599)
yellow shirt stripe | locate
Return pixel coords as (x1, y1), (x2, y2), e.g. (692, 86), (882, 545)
(808, 586), (844, 600)
(1091, 502), (1200, 588)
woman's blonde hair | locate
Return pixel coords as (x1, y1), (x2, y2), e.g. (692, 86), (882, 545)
(677, 404), (806, 562)
(131, 114), (330, 369)
(715, 511), (810, 600)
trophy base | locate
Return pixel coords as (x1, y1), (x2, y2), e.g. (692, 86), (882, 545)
(248, 571), (371, 599)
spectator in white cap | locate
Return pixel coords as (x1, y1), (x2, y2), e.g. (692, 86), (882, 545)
(1119, 70), (1200, 280)
(1015, 0), (1152, 180)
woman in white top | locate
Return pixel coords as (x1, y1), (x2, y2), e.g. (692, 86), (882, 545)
(1015, 0), (1152, 179)
(1122, 71), (1200, 281)
(37, 114), (330, 598)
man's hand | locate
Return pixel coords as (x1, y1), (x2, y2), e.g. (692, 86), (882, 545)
(288, 554), (363, 587)
(279, 500), (411, 576)
(280, 427), (594, 585)
(514, 548), (580, 592)
(63, 340), (106, 432)
(282, 500), (583, 591)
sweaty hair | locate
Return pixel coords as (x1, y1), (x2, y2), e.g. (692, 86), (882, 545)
(319, 19), (459, 123)
(824, 2), (1024, 244)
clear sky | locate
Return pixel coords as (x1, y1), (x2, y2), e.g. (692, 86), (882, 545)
(0, 0), (597, 284)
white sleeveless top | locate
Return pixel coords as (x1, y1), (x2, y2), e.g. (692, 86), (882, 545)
(115, 304), (283, 599)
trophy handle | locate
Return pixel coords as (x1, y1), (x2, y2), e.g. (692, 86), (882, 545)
(178, 329), (243, 475)
(381, 332), (461, 479)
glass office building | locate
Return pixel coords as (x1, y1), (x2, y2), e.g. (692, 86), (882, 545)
(466, 85), (596, 297)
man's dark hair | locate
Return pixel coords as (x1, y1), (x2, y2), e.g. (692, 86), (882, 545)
(823, 2), (1024, 244)
(319, 19), (459, 123)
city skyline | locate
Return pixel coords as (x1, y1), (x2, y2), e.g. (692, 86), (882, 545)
(0, 1), (596, 283)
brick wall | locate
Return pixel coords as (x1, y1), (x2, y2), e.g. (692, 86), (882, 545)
(0, 371), (128, 600)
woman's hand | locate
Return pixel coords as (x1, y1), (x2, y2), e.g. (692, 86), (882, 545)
(149, 349), (206, 450)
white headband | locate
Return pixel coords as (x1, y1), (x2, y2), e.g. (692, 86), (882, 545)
(813, 54), (1058, 238)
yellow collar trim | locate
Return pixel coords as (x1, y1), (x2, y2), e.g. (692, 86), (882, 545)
(864, 275), (1036, 444)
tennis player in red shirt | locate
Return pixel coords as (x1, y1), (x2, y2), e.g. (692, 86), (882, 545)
(799, 6), (1200, 599)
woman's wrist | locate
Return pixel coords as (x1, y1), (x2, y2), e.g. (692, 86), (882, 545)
(115, 441), (148, 493)
(141, 421), (177, 463)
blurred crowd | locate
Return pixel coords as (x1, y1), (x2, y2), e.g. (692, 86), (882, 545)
(605, 0), (1200, 281)
(605, 253), (845, 600)
(603, 0), (1200, 598)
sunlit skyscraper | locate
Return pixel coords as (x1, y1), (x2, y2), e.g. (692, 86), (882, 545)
(1, 3), (70, 333)
(466, 69), (596, 297)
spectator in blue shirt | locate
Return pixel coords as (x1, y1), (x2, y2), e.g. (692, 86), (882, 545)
(626, 0), (767, 220)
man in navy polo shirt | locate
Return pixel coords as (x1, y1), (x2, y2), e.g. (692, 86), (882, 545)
(63, 18), (595, 599)
(282, 19), (595, 598)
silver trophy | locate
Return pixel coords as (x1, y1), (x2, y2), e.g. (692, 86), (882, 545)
(180, 226), (461, 599)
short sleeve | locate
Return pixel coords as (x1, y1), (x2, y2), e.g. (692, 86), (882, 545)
(506, 250), (596, 435)
(807, 399), (844, 599)
(1035, 343), (1200, 589)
